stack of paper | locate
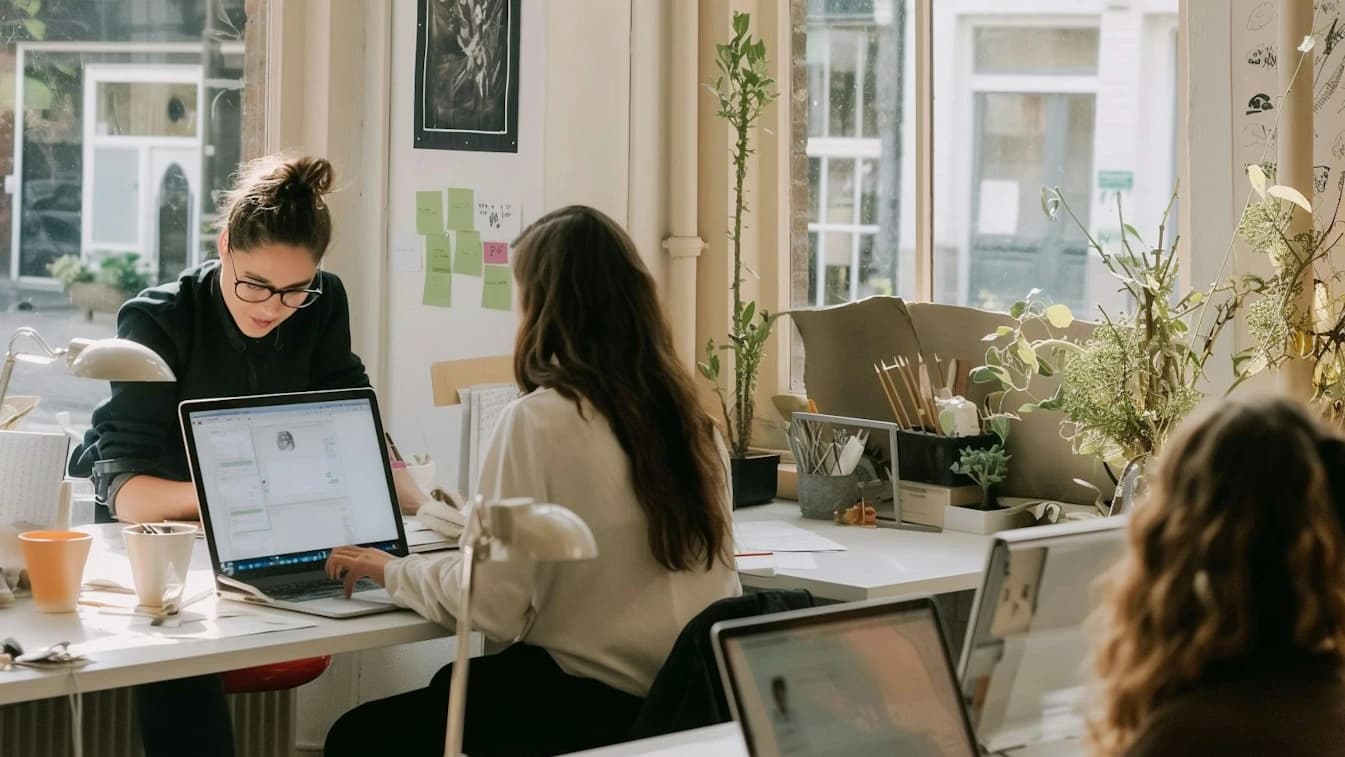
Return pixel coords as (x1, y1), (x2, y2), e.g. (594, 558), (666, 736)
(403, 516), (459, 553)
(732, 520), (848, 553)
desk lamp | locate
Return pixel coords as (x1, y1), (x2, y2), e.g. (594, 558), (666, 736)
(444, 497), (598, 757)
(0, 327), (176, 422)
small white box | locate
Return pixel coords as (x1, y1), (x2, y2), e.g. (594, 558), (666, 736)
(943, 503), (1034, 534)
(898, 481), (981, 528)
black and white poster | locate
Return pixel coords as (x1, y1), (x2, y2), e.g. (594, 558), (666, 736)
(414, 0), (522, 153)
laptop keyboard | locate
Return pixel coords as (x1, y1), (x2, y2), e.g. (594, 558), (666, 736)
(269, 578), (381, 602)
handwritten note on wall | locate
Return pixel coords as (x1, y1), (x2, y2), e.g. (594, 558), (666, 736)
(409, 188), (519, 310)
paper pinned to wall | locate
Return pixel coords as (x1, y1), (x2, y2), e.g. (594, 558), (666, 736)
(423, 272), (452, 307)
(426, 233), (453, 273)
(483, 242), (509, 265)
(475, 198), (522, 239)
(392, 233), (423, 273)
(454, 231), (484, 276)
(446, 188), (475, 231)
(416, 191), (444, 235)
(976, 179), (1020, 236)
(482, 265), (512, 311)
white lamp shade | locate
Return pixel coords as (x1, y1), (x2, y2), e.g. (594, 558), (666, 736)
(489, 498), (598, 563)
(67, 338), (175, 382)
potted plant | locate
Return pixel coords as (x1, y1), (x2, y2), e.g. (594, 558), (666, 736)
(49, 253), (151, 320)
(944, 443), (1028, 533)
(697, 10), (781, 508)
(950, 444), (1011, 511)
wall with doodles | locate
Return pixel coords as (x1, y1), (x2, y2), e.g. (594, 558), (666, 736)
(1231, 0), (1345, 236)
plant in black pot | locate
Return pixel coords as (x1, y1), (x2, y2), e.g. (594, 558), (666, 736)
(950, 444), (1012, 511)
(698, 10), (781, 509)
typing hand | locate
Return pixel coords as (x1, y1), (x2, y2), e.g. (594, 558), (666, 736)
(325, 547), (395, 598)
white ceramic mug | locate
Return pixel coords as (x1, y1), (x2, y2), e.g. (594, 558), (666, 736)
(123, 523), (197, 610)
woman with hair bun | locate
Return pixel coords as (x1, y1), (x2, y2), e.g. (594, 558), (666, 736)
(69, 154), (423, 757)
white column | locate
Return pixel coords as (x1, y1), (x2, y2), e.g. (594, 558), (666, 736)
(665, 0), (707, 371)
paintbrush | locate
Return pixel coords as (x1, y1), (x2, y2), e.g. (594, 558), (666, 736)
(874, 362), (913, 429)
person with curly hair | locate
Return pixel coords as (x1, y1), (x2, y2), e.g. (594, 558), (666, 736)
(1091, 394), (1345, 756)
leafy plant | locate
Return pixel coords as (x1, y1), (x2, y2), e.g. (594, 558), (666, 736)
(950, 444), (1012, 511)
(46, 254), (92, 290)
(697, 10), (780, 459)
(96, 252), (149, 295)
(1232, 164), (1345, 420)
(974, 187), (1233, 465)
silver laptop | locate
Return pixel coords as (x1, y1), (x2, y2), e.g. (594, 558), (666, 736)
(179, 388), (409, 619)
(713, 596), (979, 757)
(958, 517), (1127, 754)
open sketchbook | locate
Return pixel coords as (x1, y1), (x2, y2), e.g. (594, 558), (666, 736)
(457, 383), (520, 497)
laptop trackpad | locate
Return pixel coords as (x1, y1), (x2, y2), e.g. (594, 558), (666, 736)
(300, 589), (394, 614)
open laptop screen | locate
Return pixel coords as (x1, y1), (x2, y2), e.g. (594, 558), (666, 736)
(718, 599), (978, 757)
(185, 395), (402, 576)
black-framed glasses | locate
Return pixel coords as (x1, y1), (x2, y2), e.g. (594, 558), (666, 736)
(227, 249), (323, 309)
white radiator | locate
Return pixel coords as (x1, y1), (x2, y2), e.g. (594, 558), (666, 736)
(0, 688), (295, 757)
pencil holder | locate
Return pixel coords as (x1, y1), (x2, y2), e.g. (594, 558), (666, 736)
(896, 430), (998, 486)
(798, 472), (860, 520)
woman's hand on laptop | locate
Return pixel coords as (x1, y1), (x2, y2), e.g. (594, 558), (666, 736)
(326, 547), (395, 598)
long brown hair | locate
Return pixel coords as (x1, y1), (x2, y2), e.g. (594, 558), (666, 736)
(217, 154), (335, 259)
(512, 205), (730, 571)
(1091, 395), (1345, 755)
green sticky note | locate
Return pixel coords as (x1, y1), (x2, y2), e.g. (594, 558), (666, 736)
(454, 230), (483, 276)
(426, 234), (452, 273)
(416, 191), (444, 234)
(446, 188), (475, 231)
(482, 265), (512, 311)
(423, 272), (452, 307)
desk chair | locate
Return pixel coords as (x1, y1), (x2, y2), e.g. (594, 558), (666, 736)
(629, 589), (815, 740)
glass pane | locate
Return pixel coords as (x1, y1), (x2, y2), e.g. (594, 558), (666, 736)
(806, 231), (819, 307)
(827, 157), (856, 223)
(809, 157), (822, 219)
(974, 27), (1100, 75)
(860, 158), (877, 225)
(827, 29), (860, 137)
(825, 264), (852, 305)
(96, 81), (198, 137)
(935, 7), (1178, 317)
(90, 146), (139, 246)
(1, 0), (259, 437)
(799, 5), (917, 387)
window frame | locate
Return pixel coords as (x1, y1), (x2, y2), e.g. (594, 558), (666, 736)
(787, 0), (1188, 394)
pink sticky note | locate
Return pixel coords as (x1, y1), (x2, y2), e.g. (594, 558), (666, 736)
(483, 242), (509, 265)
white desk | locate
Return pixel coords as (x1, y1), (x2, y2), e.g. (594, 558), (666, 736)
(566, 723), (748, 756)
(0, 525), (449, 707)
(733, 502), (992, 602)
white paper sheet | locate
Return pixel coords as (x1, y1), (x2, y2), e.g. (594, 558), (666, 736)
(732, 521), (847, 553)
(735, 552), (818, 574)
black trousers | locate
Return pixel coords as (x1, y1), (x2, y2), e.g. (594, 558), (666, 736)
(134, 674), (236, 757)
(325, 644), (644, 757)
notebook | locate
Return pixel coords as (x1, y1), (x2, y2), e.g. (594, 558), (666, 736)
(0, 430), (70, 528)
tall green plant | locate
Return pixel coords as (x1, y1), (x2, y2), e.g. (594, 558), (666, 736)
(697, 11), (779, 459)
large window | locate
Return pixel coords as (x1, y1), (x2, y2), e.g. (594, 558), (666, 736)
(796, 0), (1180, 383)
(0, 0), (260, 434)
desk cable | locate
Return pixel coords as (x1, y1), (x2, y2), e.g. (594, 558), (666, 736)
(66, 666), (83, 757)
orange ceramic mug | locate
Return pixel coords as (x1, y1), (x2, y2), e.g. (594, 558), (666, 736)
(19, 530), (93, 613)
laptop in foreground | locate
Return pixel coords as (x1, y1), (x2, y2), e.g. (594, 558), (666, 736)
(180, 388), (409, 618)
(713, 596), (979, 757)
